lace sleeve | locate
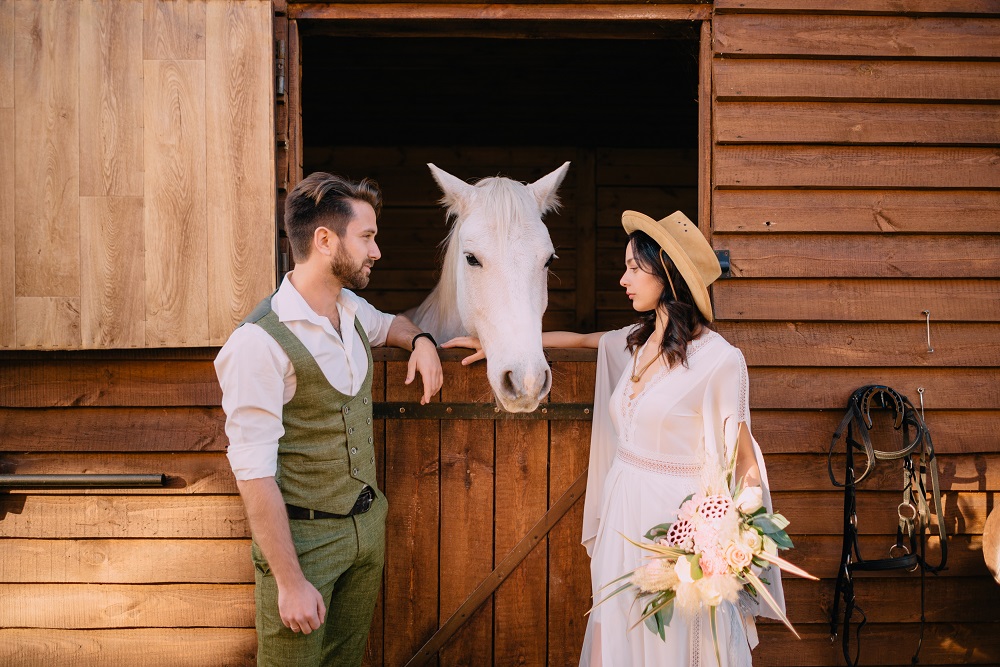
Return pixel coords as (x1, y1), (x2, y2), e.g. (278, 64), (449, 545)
(737, 348), (750, 425)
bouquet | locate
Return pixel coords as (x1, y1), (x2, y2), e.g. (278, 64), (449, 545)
(594, 453), (817, 665)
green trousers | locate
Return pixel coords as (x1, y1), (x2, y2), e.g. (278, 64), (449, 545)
(252, 494), (387, 667)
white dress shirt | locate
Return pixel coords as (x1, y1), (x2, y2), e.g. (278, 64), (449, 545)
(214, 273), (395, 480)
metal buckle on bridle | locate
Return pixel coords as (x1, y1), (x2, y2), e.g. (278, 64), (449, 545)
(897, 501), (917, 523)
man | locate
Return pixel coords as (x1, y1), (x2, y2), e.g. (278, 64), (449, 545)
(215, 172), (443, 666)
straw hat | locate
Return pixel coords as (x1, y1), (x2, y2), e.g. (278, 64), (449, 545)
(621, 210), (722, 322)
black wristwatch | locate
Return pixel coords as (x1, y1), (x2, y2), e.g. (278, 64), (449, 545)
(411, 332), (437, 350)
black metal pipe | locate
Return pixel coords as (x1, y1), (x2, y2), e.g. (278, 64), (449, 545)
(0, 474), (167, 489)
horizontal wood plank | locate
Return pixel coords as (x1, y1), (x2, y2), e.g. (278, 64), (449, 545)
(715, 14), (1000, 58)
(715, 102), (1000, 145)
(791, 534), (985, 578)
(714, 145), (1000, 188)
(0, 583), (253, 628)
(713, 0), (1000, 14)
(0, 361), (221, 408)
(753, 621), (1000, 665)
(290, 4), (713, 21)
(0, 628), (255, 666)
(0, 539), (254, 583)
(712, 190), (1000, 233)
(709, 279), (1000, 322)
(715, 234), (1000, 278)
(767, 453), (1000, 492)
(751, 410), (1000, 455)
(0, 452), (236, 494)
(715, 322), (1000, 366)
(0, 407), (227, 451)
(0, 495), (247, 538)
(714, 59), (1000, 101)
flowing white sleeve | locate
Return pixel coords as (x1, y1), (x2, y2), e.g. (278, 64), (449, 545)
(705, 346), (786, 619)
(581, 326), (633, 557)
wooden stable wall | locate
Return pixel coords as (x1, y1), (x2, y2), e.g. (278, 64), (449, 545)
(0, 0), (275, 350)
(710, 1), (1000, 664)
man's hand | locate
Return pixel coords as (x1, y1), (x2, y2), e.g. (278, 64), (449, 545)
(278, 575), (326, 634)
(441, 336), (484, 366)
(407, 336), (443, 404)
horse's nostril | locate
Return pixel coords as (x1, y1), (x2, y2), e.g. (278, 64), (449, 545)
(502, 370), (517, 397)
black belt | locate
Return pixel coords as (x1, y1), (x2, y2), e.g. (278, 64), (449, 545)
(286, 487), (375, 520)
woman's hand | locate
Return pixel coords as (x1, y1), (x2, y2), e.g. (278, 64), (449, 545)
(442, 336), (485, 366)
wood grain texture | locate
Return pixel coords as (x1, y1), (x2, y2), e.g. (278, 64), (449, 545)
(715, 102), (1000, 145)
(0, 495), (248, 538)
(143, 0), (206, 60)
(383, 361), (439, 667)
(0, 108), (13, 347)
(494, 419), (548, 667)
(714, 321), (1000, 367)
(0, 628), (255, 667)
(790, 535), (984, 578)
(716, 234), (1000, 278)
(0, 452), (236, 495)
(746, 367), (1000, 410)
(79, 0), (143, 197)
(767, 453), (1000, 492)
(205, 0), (275, 344)
(713, 0), (1000, 13)
(714, 59), (1000, 101)
(547, 362), (594, 667)
(714, 145), (1000, 188)
(753, 622), (1000, 665)
(712, 190), (1000, 234)
(14, 0), (80, 298)
(0, 1), (12, 108)
(438, 361), (494, 667)
(15, 297), (81, 349)
(0, 360), (221, 408)
(80, 197), (145, 348)
(710, 279), (1000, 322)
(0, 539), (253, 583)
(715, 14), (1000, 58)
(0, 583), (253, 628)
(750, 410), (1000, 455)
(0, 407), (227, 451)
(143, 59), (208, 346)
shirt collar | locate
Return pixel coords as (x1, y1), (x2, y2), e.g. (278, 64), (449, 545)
(272, 272), (359, 331)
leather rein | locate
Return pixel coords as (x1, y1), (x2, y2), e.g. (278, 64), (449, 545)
(828, 385), (947, 666)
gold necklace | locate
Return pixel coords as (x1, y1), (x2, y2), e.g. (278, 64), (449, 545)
(630, 346), (662, 383)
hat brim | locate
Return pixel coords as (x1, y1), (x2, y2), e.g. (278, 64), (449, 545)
(622, 210), (714, 322)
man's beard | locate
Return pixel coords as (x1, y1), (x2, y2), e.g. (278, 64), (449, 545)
(330, 246), (372, 290)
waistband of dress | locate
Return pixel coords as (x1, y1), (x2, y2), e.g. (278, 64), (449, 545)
(615, 446), (703, 477)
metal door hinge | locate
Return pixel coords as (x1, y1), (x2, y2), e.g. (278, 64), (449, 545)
(275, 39), (286, 97)
(715, 249), (731, 279)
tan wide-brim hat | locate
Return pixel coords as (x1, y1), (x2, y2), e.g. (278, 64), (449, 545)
(621, 210), (722, 322)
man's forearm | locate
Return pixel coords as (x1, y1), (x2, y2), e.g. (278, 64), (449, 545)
(386, 314), (426, 351)
(237, 476), (305, 585)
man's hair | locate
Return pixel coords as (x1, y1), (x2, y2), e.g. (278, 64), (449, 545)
(284, 172), (383, 261)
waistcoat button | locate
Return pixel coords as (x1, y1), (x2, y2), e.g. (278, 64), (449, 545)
(371, 457), (375, 464)
(344, 406), (350, 414)
(368, 436), (373, 444)
(351, 447), (358, 455)
(367, 417), (372, 425)
(353, 467), (359, 475)
(363, 397), (368, 405)
(349, 427), (354, 435)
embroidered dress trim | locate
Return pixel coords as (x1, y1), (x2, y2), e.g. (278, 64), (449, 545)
(616, 447), (703, 477)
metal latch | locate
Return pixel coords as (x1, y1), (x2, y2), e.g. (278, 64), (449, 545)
(275, 39), (286, 96)
(715, 249), (731, 279)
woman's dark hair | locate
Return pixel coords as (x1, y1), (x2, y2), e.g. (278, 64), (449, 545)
(625, 230), (711, 368)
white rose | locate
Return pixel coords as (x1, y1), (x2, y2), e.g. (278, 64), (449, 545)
(735, 486), (764, 513)
(741, 529), (763, 552)
(674, 555), (695, 583)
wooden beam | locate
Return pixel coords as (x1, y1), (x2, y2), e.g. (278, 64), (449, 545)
(288, 4), (712, 21)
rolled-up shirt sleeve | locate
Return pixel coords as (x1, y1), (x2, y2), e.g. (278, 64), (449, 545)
(350, 291), (396, 347)
(214, 325), (289, 480)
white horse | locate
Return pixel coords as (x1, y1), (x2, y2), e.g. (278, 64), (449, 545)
(409, 162), (570, 413)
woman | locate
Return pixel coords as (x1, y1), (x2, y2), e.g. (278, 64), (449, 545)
(446, 210), (784, 666)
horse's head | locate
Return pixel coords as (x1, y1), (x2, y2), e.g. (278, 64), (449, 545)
(428, 161), (570, 413)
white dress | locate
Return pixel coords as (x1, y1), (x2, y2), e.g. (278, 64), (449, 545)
(579, 327), (785, 667)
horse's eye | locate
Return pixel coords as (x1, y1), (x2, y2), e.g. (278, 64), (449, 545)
(465, 253), (481, 267)
(544, 254), (558, 268)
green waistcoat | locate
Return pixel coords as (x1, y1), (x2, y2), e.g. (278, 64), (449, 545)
(242, 297), (379, 515)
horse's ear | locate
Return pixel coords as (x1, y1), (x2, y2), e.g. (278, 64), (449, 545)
(428, 163), (475, 217)
(528, 161), (571, 215)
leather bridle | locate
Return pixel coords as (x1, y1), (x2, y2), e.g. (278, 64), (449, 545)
(828, 385), (947, 666)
